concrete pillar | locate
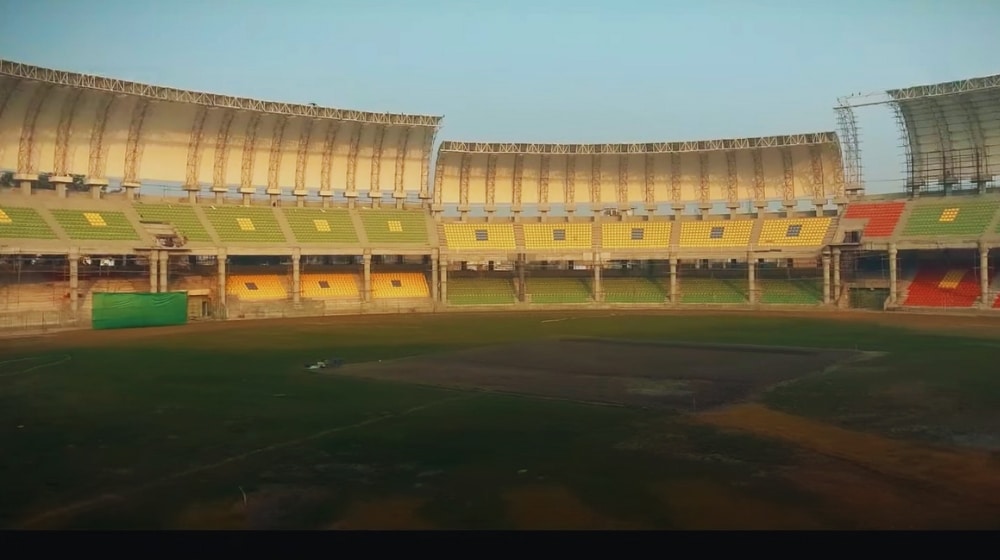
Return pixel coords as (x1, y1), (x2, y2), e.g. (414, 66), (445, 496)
(518, 256), (526, 302)
(822, 251), (831, 304)
(122, 181), (140, 201)
(159, 251), (169, 292)
(14, 174), (37, 196)
(149, 251), (159, 293)
(363, 253), (372, 303)
(183, 183), (200, 203)
(440, 258), (448, 303)
(85, 178), (107, 200)
(748, 256), (756, 305)
(217, 252), (227, 309)
(593, 260), (603, 303)
(292, 251), (301, 304)
(980, 243), (989, 306)
(889, 245), (898, 305)
(49, 175), (72, 198)
(68, 251), (79, 313)
(832, 248), (842, 301)
(431, 254), (440, 302)
(669, 257), (678, 303)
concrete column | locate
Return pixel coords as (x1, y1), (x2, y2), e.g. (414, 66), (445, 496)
(431, 254), (440, 302)
(217, 252), (227, 309)
(822, 252), (831, 304)
(149, 251), (159, 293)
(159, 251), (169, 292)
(593, 261), (603, 303)
(669, 257), (678, 303)
(440, 258), (448, 303)
(49, 175), (72, 198)
(68, 251), (79, 313)
(122, 181), (140, 201)
(14, 174), (37, 196)
(748, 256), (756, 305)
(363, 253), (372, 303)
(980, 243), (989, 306)
(518, 257), (526, 302)
(85, 178), (107, 200)
(888, 245), (898, 305)
(292, 252), (301, 304)
(832, 248), (841, 300)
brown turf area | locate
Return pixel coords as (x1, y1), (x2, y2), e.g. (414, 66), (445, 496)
(336, 337), (860, 410)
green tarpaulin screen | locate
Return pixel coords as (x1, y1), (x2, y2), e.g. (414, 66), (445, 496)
(91, 292), (188, 330)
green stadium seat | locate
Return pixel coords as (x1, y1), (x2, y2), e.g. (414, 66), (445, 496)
(601, 277), (668, 303)
(284, 208), (359, 244)
(0, 207), (58, 239)
(202, 206), (287, 243)
(358, 209), (429, 244)
(527, 278), (591, 303)
(133, 203), (212, 242)
(49, 209), (140, 241)
(447, 278), (517, 305)
(901, 200), (1000, 237)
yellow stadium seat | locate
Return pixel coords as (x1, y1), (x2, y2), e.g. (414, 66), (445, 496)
(600, 222), (671, 249)
(84, 212), (107, 227)
(522, 223), (592, 250)
(371, 272), (430, 298)
(678, 220), (753, 248)
(300, 274), (360, 298)
(0, 209), (11, 224)
(937, 269), (966, 290)
(226, 275), (288, 301)
(442, 223), (517, 250)
(757, 217), (831, 247)
(938, 208), (959, 223)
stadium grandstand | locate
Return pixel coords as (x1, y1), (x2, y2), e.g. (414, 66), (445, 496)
(0, 59), (998, 330)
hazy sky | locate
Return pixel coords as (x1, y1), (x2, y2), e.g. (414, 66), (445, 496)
(1, 0), (998, 195)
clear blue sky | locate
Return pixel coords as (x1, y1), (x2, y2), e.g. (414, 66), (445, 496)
(1, 0), (998, 195)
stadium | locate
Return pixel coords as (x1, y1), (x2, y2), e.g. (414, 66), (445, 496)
(2, 58), (1000, 530)
(0, 60), (998, 326)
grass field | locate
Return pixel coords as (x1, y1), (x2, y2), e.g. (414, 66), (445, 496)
(2, 309), (1000, 529)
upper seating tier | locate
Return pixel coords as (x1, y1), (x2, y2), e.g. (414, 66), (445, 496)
(678, 220), (753, 248)
(842, 202), (906, 238)
(442, 223), (516, 251)
(601, 222), (671, 249)
(49, 209), (139, 241)
(0, 206), (58, 239)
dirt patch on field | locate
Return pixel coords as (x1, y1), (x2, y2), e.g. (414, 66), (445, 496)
(695, 403), (1000, 509)
(785, 454), (1000, 529)
(173, 499), (247, 530)
(337, 338), (856, 410)
(654, 479), (826, 530)
(329, 496), (434, 530)
(503, 485), (644, 530)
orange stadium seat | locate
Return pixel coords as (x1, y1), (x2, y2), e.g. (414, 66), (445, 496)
(842, 202), (906, 238)
(902, 267), (984, 308)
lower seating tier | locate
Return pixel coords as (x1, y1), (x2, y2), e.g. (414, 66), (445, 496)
(447, 277), (518, 305)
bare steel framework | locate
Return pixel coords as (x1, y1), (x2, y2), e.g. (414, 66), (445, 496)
(837, 73), (1000, 197)
(438, 133), (838, 155)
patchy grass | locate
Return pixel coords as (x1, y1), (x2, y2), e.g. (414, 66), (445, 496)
(2, 310), (1000, 529)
